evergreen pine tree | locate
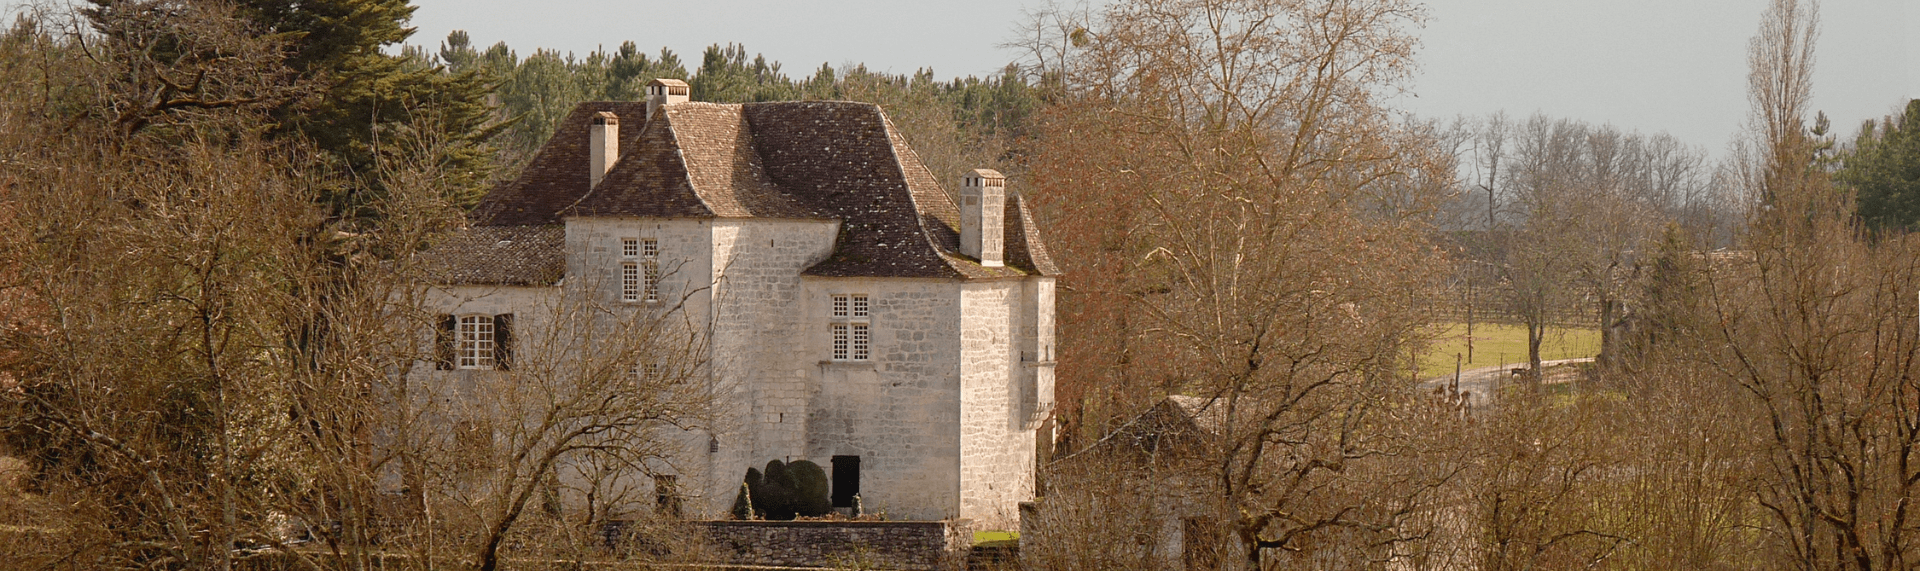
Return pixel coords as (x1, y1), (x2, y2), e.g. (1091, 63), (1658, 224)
(223, 0), (503, 217)
(730, 468), (763, 520)
(1839, 99), (1920, 233)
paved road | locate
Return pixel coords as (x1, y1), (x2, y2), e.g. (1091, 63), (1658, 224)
(1419, 357), (1595, 409)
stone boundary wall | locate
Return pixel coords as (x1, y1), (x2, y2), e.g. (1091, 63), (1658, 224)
(698, 520), (971, 570)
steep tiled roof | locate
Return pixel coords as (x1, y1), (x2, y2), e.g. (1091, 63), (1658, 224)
(1004, 193), (1059, 276)
(429, 99), (1056, 284)
(415, 225), (566, 286)
(742, 102), (975, 278)
(470, 103), (651, 226)
(571, 103), (817, 219)
(1050, 396), (1220, 468)
(1165, 395), (1229, 434)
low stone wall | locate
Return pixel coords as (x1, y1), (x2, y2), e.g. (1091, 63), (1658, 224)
(698, 520), (971, 570)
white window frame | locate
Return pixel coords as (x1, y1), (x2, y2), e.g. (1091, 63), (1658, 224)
(457, 314), (496, 370)
(632, 361), (662, 382)
(621, 262), (641, 302)
(620, 237), (660, 303)
(829, 294), (870, 362)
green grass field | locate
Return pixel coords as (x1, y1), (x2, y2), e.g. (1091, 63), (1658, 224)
(1417, 322), (1599, 379)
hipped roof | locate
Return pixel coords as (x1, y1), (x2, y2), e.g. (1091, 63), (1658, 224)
(422, 100), (1056, 285)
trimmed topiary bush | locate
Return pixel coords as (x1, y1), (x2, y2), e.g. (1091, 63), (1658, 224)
(732, 459), (834, 519)
(786, 459), (833, 517)
(756, 460), (799, 520)
(730, 467), (763, 520)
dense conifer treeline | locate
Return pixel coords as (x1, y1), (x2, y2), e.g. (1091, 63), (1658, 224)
(412, 33), (1043, 195)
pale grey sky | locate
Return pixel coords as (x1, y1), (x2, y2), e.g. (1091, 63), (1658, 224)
(1401, 0), (1917, 154)
(6, 0), (1912, 154)
(396, 0), (1912, 154)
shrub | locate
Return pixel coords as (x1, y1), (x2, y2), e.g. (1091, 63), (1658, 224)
(787, 460), (833, 517)
(730, 467), (762, 520)
(733, 459), (833, 519)
(756, 460), (798, 520)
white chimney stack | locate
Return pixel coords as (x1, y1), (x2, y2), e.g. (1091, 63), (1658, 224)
(589, 112), (618, 188)
(959, 169), (1007, 267)
(646, 78), (690, 123)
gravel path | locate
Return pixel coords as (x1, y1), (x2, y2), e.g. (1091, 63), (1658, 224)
(1419, 357), (1595, 409)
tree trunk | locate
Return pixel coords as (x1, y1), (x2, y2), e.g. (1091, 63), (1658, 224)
(1596, 296), (1618, 369)
(1527, 321), (1545, 389)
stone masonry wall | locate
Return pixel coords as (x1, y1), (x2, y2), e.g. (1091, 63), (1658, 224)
(1019, 277), (1057, 428)
(416, 283), (698, 518)
(569, 217), (849, 518)
(958, 280), (1036, 530)
(568, 214), (717, 491)
(707, 219), (839, 516)
(414, 284), (558, 406)
(567, 217), (716, 315)
(804, 277), (964, 522)
(698, 520), (971, 570)
(567, 217), (730, 513)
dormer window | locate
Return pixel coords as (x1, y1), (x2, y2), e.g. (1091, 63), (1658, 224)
(830, 294), (870, 361)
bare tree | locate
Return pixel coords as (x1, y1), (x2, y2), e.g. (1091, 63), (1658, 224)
(0, 8), (719, 570)
(1684, 0), (1920, 568)
(1468, 114), (1712, 383)
(1022, 0), (1471, 567)
(399, 278), (716, 571)
(1493, 116), (1593, 384)
(0, 6), (349, 569)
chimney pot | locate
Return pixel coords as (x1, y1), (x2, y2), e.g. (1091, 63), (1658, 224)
(646, 78), (691, 123)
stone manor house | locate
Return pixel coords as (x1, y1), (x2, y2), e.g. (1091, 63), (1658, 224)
(415, 79), (1056, 529)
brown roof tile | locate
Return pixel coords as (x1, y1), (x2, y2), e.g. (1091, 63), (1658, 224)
(740, 101), (967, 278)
(571, 103), (818, 219)
(415, 225), (566, 286)
(883, 114), (962, 253)
(1004, 192), (1059, 276)
(442, 99), (1055, 283)
(470, 103), (651, 226)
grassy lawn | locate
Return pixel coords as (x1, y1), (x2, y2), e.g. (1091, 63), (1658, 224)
(973, 530), (1018, 545)
(1417, 322), (1599, 379)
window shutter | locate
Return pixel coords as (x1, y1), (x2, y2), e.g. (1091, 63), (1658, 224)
(435, 314), (456, 370)
(494, 313), (514, 371)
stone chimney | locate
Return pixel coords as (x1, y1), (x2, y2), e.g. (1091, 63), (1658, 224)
(646, 78), (690, 123)
(589, 112), (618, 188)
(959, 169), (1007, 267)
